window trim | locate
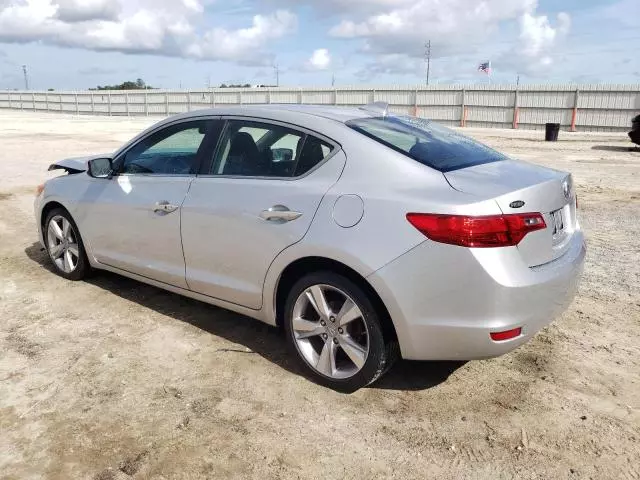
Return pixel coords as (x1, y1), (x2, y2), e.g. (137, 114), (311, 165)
(111, 117), (222, 178)
(197, 115), (340, 181)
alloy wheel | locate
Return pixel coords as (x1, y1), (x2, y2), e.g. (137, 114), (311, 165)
(47, 215), (79, 274)
(291, 284), (370, 379)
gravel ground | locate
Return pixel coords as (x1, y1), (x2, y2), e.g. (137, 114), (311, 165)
(0, 111), (638, 480)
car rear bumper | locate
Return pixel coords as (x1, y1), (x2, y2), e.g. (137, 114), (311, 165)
(367, 230), (586, 360)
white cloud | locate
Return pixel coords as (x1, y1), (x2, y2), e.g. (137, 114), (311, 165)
(54, 0), (120, 22)
(519, 11), (570, 57)
(0, 1), (296, 65)
(496, 11), (570, 76)
(306, 48), (331, 70)
(189, 10), (297, 64)
(318, 0), (570, 78)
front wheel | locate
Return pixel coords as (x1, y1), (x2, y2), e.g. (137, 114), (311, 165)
(44, 208), (90, 281)
(284, 271), (397, 391)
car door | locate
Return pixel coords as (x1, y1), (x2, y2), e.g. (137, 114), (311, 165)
(79, 118), (219, 288)
(181, 118), (346, 309)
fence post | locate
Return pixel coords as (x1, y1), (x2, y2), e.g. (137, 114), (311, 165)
(108, 92), (112, 116)
(413, 87), (418, 117)
(267, 88), (271, 104)
(211, 90), (215, 108)
(571, 88), (579, 132)
(125, 92), (130, 116)
(512, 87), (519, 129)
(75, 92), (79, 115)
(239, 90), (243, 106)
(90, 92), (95, 114)
(32, 92), (36, 111)
(371, 88), (376, 103)
(298, 88), (303, 104)
(460, 88), (466, 127)
(165, 92), (169, 115)
(20, 92), (23, 110)
(144, 92), (149, 116)
(334, 88), (338, 105)
(45, 92), (49, 111)
(187, 91), (192, 112)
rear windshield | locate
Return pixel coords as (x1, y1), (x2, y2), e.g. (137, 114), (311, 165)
(346, 116), (506, 172)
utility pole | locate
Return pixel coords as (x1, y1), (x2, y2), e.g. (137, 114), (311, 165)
(424, 40), (431, 86)
(516, 74), (520, 87)
(22, 65), (29, 90)
(273, 64), (280, 87)
(331, 73), (335, 87)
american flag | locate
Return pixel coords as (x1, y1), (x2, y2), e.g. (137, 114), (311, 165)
(478, 61), (491, 75)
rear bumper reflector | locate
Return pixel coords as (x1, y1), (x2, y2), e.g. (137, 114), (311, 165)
(490, 327), (522, 341)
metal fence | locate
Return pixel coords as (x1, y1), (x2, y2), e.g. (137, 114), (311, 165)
(1, 84), (638, 132)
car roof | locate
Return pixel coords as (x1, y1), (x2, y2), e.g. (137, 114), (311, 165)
(167, 104), (374, 124)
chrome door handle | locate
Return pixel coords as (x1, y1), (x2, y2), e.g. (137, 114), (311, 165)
(153, 201), (179, 214)
(259, 205), (303, 222)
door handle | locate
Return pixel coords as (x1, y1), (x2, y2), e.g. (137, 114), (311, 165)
(153, 201), (179, 214)
(259, 205), (303, 222)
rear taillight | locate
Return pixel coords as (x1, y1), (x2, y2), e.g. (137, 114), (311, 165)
(406, 213), (546, 248)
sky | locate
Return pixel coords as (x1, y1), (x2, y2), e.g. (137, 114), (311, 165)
(0, 0), (638, 90)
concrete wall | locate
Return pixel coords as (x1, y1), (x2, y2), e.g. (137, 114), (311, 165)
(1, 84), (638, 132)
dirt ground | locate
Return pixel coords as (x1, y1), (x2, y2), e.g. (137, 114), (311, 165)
(0, 111), (638, 480)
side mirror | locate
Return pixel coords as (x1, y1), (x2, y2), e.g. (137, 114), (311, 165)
(88, 158), (113, 178)
(272, 148), (294, 162)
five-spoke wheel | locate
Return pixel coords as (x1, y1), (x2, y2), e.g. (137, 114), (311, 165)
(44, 208), (89, 280)
(47, 214), (80, 273)
(291, 284), (370, 379)
(284, 271), (397, 391)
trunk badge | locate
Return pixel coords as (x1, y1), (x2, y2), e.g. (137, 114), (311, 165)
(509, 200), (525, 208)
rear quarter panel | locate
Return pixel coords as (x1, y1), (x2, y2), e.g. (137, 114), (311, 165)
(261, 134), (503, 324)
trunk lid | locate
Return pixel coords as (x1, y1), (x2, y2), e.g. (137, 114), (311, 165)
(444, 159), (577, 266)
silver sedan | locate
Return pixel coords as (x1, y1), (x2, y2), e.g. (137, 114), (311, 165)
(34, 104), (585, 391)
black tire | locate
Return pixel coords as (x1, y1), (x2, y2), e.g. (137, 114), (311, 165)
(283, 271), (397, 392)
(43, 208), (91, 281)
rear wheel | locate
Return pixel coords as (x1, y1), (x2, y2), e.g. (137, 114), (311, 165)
(44, 208), (90, 281)
(284, 271), (396, 391)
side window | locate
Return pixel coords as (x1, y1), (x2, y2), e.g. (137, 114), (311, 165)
(211, 120), (304, 177)
(294, 135), (333, 176)
(119, 120), (211, 175)
(210, 120), (334, 178)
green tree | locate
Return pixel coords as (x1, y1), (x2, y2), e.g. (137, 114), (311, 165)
(90, 79), (154, 91)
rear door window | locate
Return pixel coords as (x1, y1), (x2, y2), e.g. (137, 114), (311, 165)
(209, 119), (334, 178)
(347, 116), (505, 172)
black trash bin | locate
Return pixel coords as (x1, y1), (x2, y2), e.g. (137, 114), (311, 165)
(629, 114), (640, 146)
(545, 123), (560, 141)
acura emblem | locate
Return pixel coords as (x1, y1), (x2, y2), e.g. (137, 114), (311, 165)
(562, 180), (571, 200)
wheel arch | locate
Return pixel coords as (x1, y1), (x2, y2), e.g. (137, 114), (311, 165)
(273, 256), (398, 342)
(40, 200), (70, 230)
